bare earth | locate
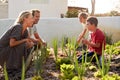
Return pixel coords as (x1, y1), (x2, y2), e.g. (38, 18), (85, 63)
(0, 48), (120, 80)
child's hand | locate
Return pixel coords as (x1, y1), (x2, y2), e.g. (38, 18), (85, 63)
(82, 39), (89, 45)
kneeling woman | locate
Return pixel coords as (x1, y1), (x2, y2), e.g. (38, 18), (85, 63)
(0, 11), (34, 72)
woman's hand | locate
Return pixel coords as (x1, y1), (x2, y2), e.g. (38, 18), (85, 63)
(25, 38), (34, 48)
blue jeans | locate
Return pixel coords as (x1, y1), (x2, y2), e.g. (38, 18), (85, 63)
(78, 52), (101, 64)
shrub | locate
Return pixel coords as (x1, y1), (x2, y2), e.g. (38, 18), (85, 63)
(65, 9), (78, 18)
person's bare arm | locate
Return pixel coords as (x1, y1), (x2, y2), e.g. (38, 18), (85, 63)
(34, 32), (47, 46)
(77, 28), (87, 44)
(10, 38), (34, 48)
(34, 32), (43, 43)
(82, 39), (100, 48)
(10, 38), (27, 47)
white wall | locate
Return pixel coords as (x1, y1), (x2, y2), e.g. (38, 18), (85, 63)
(0, 17), (120, 46)
(0, 3), (8, 19)
(98, 17), (120, 43)
(8, 0), (67, 18)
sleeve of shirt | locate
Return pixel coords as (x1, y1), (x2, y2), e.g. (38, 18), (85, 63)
(95, 33), (104, 43)
(95, 33), (105, 50)
(10, 25), (22, 40)
(33, 26), (37, 33)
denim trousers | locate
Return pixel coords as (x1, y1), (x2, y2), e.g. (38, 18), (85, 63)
(78, 51), (102, 66)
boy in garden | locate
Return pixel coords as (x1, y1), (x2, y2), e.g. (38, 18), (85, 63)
(76, 12), (90, 51)
(78, 17), (106, 66)
(77, 12), (89, 44)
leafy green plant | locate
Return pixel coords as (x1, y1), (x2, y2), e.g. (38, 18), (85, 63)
(72, 76), (79, 80)
(74, 50), (88, 80)
(40, 45), (49, 63)
(109, 10), (120, 16)
(60, 64), (75, 80)
(61, 37), (65, 53)
(88, 65), (97, 71)
(21, 58), (25, 80)
(4, 63), (8, 80)
(61, 36), (69, 52)
(94, 43), (111, 78)
(34, 49), (43, 75)
(32, 75), (43, 80)
(94, 52), (104, 77)
(74, 52), (82, 80)
(4, 58), (26, 80)
(102, 74), (120, 80)
(56, 57), (72, 69)
(114, 41), (120, 46)
(105, 41), (120, 55)
(52, 38), (58, 61)
(65, 9), (79, 18)
(64, 37), (76, 63)
(34, 45), (48, 75)
(94, 70), (102, 78)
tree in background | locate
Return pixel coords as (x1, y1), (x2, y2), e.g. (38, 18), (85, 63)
(110, 10), (120, 16)
(65, 8), (78, 18)
(115, 0), (120, 12)
(91, 0), (95, 16)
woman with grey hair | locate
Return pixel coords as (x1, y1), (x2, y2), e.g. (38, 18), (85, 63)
(0, 11), (34, 76)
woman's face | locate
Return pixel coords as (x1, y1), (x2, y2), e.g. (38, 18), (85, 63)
(25, 14), (34, 27)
